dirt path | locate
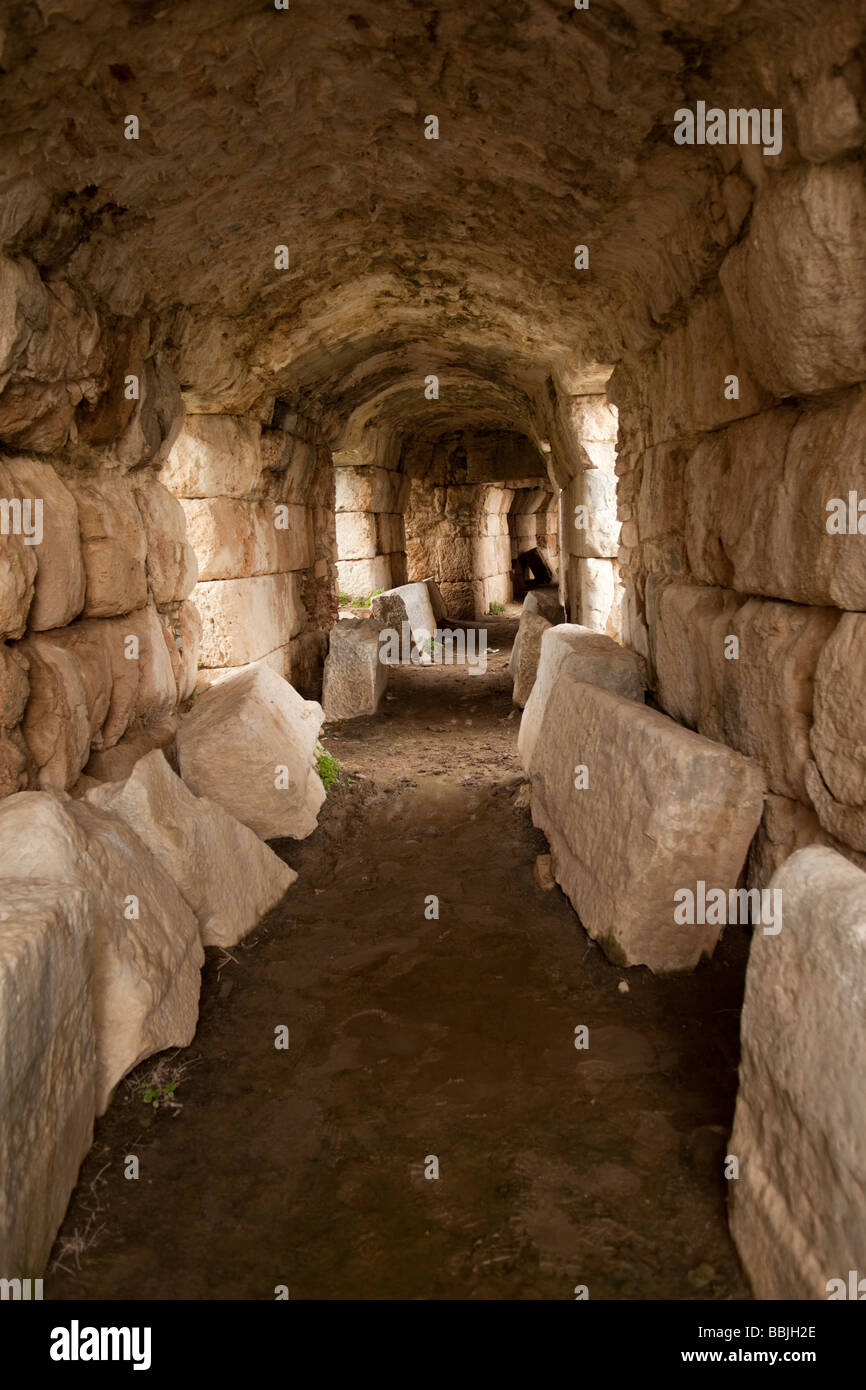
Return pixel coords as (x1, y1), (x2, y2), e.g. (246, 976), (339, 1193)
(49, 617), (750, 1301)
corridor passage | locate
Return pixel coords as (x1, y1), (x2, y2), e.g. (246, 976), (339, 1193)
(50, 619), (750, 1301)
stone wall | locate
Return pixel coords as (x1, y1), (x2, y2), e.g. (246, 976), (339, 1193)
(334, 465), (409, 600)
(551, 395), (624, 638)
(0, 254), (202, 798)
(609, 128), (866, 888)
(163, 409), (337, 700)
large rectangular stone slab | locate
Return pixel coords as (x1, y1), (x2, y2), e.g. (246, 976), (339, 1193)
(519, 624), (646, 771)
(0, 880), (94, 1278)
(729, 847), (866, 1298)
(0, 792), (203, 1114)
(653, 582), (839, 803)
(177, 664), (325, 840)
(194, 572), (302, 667)
(87, 750), (296, 949)
(528, 670), (765, 972)
(162, 415), (262, 498)
(322, 618), (389, 721)
(685, 387), (866, 609)
(371, 581), (437, 663)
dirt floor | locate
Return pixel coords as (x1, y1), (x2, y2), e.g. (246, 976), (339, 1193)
(49, 612), (752, 1301)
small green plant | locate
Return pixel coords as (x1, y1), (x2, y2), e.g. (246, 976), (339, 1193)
(143, 1082), (178, 1109)
(353, 594), (371, 608)
(489, 600), (506, 614)
(338, 590), (351, 606)
(371, 587), (385, 597)
(423, 636), (443, 655)
(315, 743), (343, 789)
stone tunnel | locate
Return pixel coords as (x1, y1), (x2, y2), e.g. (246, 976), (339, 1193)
(0, 0), (865, 1311)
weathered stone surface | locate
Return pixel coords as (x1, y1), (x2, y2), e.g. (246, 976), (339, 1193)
(519, 623), (646, 771)
(84, 722), (176, 784)
(5, 458), (86, 630)
(322, 618), (389, 720)
(177, 664), (325, 840)
(809, 613), (866, 808)
(579, 557), (617, 634)
(134, 478), (198, 604)
(0, 460), (37, 640)
(162, 415), (262, 499)
(87, 750), (296, 949)
(91, 606), (178, 748)
(570, 468), (620, 558)
(729, 847), (866, 1299)
(371, 582), (437, 661)
(804, 759), (866, 854)
(522, 587), (564, 624)
(653, 583), (838, 803)
(510, 611), (551, 708)
(335, 467), (404, 514)
(68, 475), (148, 619)
(685, 388), (866, 609)
(194, 573), (302, 668)
(0, 791), (203, 1114)
(423, 577), (448, 622)
(18, 623), (118, 789)
(180, 497), (313, 581)
(336, 555), (392, 597)
(0, 256), (103, 453)
(0, 880), (94, 1277)
(528, 670), (765, 972)
(720, 164), (866, 398)
(746, 794), (834, 891)
(336, 510), (378, 561)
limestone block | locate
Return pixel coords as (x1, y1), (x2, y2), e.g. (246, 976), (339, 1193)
(371, 582), (437, 660)
(423, 577), (448, 623)
(572, 469), (620, 558)
(519, 623), (646, 771)
(0, 881), (94, 1277)
(0, 791), (203, 1114)
(68, 475), (148, 618)
(483, 573), (511, 610)
(194, 573), (302, 668)
(0, 642), (28, 729)
(5, 457), (85, 630)
(376, 513), (404, 556)
(685, 388), (866, 609)
(720, 164), (866, 397)
(322, 618), (389, 720)
(18, 633), (101, 790)
(522, 588), (565, 624)
(273, 504), (315, 574)
(177, 664), (325, 840)
(435, 536), (473, 582)
(0, 461), (36, 639)
(510, 612), (551, 708)
(335, 467), (402, 514)
(162, 415), (262, 499)
(336, 555), (392, 597)
(729, 847), (866, 1299)
(134, 478), (197, 603)
(438, 581), (476, 620)
(579, 557), (616, 633)
(472, 534), (511, 579)
(747, 793), (834, 890)
(336, 510), (378, 561)
(793, 72), (865, 164)
(810, 614), (866, 808)
(87, 750), (296, 950)
(528, 671), (764, 972)
(85, 723), (176, 784)
(654, 584), (837, 803)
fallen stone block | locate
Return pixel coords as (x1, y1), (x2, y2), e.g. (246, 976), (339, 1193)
(510, 611), (551, 708)
(87, 750), (296, 950)
(522, 587), (564, 625)
(177, 664), (325, 840)
(371, 581), (436, 663)
(322, 619), (388, 720)
(519, 624), (646, 771)
(0, 791), (203, 1114)
(528, 670), (765, 972)
(0, 880), (94, 1278)
(729, 847), (866, 1298)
